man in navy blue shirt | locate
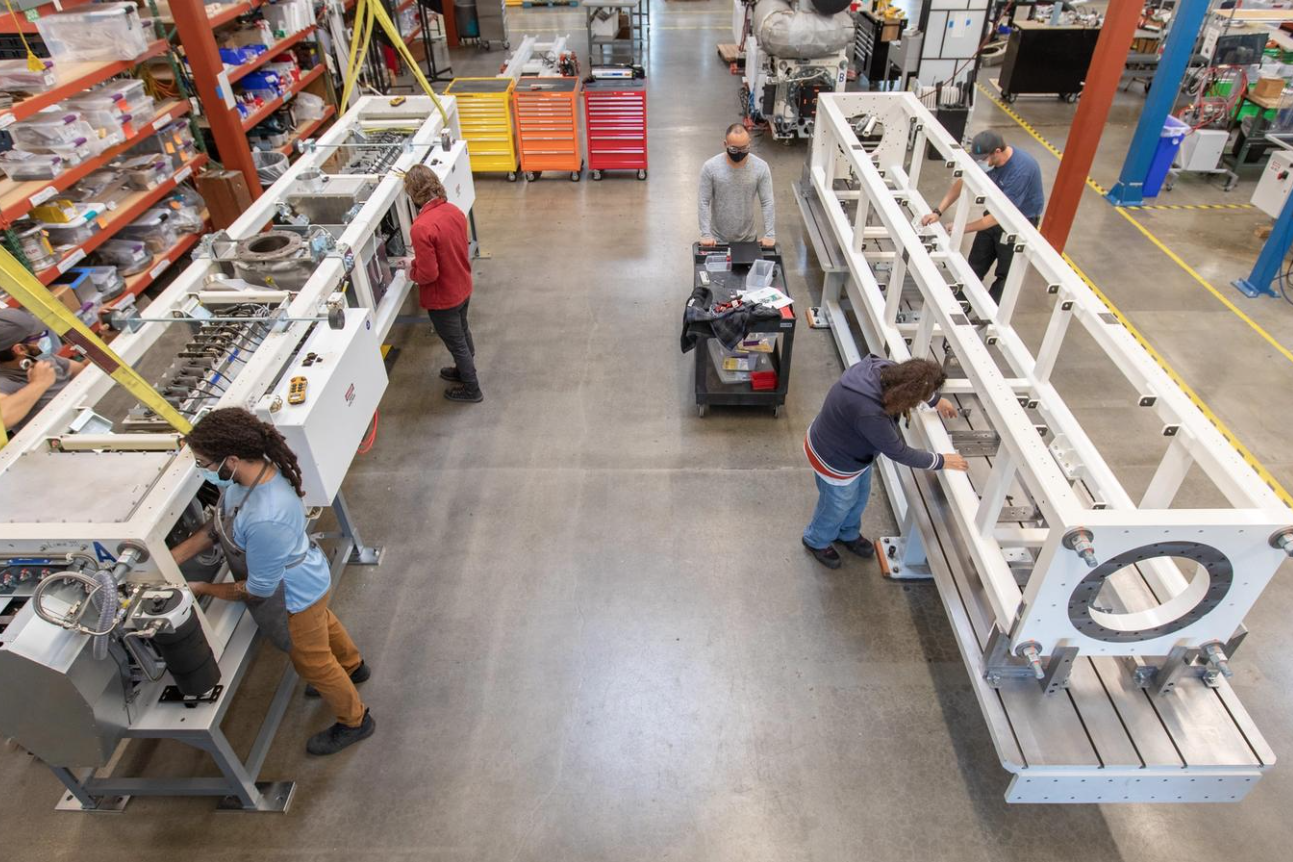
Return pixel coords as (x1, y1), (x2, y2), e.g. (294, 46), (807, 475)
(922, 130), (1045, 303)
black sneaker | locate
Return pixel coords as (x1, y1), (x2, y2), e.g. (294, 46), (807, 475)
(439, 366), (461, 382)
(839, 537), (876, 558)
(802, 538), (842, 569)
(445, 384), (483, 403)
(306, 709), (375, 756)
(304, 661), (371, 698)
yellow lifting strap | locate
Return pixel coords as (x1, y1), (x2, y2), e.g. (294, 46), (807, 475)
(0, 246), (193, 438)
(341, 0), (449, 125)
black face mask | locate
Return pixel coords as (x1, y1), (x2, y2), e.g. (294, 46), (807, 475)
(727, 148), (749, 162)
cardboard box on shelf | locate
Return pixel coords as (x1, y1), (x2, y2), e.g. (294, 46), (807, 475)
(195, 170), (253, 229)
(1254, 77), (1286, 99)
(51, 284), (82, 313)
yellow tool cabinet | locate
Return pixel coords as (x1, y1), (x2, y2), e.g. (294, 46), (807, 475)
(445, 77), (520, 180)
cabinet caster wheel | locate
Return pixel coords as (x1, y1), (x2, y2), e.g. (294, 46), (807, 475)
(1003, 92), (1016, 104)
(637, 169), (647, 180)
(524, 171), (537, 182)
(1064, 93), (1079, 103)
(697, 404), (709, 418)
(482, 40), (491, 51)
(503, 40), (511, 49)
(773, 405), (784, 418)
(570, 170), (581, 181)
(591, 170), (602, 180)
(507, 171), (518, 182)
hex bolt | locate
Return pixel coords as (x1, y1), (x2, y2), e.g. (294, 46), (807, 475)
(1269, 529), (1293, 559)
(1063, 528), (1099, 569)
(1202, 642), (1234, 679)
(1016, 641), (1046, 680)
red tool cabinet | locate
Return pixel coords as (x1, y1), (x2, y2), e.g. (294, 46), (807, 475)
(583, 78), (647, 181)
(513, 77), (583, 182)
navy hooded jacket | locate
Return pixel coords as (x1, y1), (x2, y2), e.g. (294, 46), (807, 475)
(807, 355), (944, 477)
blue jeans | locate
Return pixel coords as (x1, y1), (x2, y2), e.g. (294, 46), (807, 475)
(802, 468), (873, 550)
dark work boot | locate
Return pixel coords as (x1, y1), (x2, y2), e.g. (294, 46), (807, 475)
(439, 366), (461, 382)
(305, 660), (371, 698)
(306, 709), (375, 756)
(445, 384), (483, 403)
(802, 538), (842, 570)
(839, 537), (876, 558)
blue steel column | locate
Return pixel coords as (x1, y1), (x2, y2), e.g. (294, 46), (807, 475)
(1105, 0), (1210, 206)
(1234, 191), (1293, 298)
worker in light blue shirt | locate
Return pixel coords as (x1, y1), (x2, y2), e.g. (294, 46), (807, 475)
(170, 408), (375, 756)
(921, 130), (1046, 303)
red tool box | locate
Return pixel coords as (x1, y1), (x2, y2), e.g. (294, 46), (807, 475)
(583, 78), (647, 181)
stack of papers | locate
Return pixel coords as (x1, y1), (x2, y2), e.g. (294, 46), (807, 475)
(740, 286), (793, 310)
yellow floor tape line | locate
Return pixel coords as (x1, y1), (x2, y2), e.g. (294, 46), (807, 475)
(975, 83), (1293, 366)
(0, 247), (192, 438)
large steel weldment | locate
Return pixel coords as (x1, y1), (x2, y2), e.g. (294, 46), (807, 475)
(798, 91), (1292, 803)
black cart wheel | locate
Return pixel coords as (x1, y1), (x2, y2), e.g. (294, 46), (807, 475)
(507, 171), (518, 182)
(591, 169), (602, 180)
(503, 40), (511, 49)
(525, 171), (537, 182)
(637, 169), (647, 180)
(570, 170), (581, 182)
(697, 404), (708, 418)
(773, 405), (784, 418)
(1064, 93), (1079, 103)
(1003, 92), (1017, 104)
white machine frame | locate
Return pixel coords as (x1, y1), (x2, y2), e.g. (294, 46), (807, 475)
(796, 92), (1292, 802)
(499, 34), (572, 79)
(0, 95), (472, 812)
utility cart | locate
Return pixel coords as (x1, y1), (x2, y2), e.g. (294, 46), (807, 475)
(445, 77), (520, 180)
(689, 243), (795, 417)
(584, 76), (647, 180)
(513, 77), (583, 181)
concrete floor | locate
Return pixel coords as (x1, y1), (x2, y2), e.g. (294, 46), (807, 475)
(5, 4), (1293, 860)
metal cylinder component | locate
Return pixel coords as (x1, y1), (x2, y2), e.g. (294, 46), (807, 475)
(1016, 641), (1046, 680)
(1202, 642), (1234, 679)
(232, 230), (315, 291)
(146, 594), (221, 697)
(1063, 528), (1099, 569)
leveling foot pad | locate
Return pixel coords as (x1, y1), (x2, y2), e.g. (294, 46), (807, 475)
(216, 781), (296, 813)
(805, 306), (830, 329)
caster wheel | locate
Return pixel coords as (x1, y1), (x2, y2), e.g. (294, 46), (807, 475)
(1224, 178), (1238, 192)
(482, 41), (491, 51)
(503, 40), (511, 49)
(697, 404), (709, 418)
(591, 170), (602, 180)
(1064, 93), (1079, 103)
(1164, 180), (1175, 192)
(570, 170), (581, 182)
(507, 171), (518, 182)
(637, 169), (647, 180)
(1003, 92), (1016, 104)
(773, 405), (783, 418)
(524, 171), (537, 182)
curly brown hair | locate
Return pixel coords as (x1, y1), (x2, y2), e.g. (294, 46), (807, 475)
(879, 358), (946, 417)
(403, 164), (445, 208)
(185, 408), (306, 497)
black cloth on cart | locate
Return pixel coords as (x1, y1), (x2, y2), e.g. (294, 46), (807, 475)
(680, 285), (778, 354)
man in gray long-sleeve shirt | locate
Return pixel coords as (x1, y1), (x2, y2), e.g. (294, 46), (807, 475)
(698, 124), (776, 247)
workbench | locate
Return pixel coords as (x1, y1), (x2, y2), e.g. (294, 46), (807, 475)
(690, 244), (795, 417)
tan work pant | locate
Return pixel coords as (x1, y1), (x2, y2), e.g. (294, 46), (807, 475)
(287, 592), (366, 727)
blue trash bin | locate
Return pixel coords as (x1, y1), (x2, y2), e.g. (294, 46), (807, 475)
(1144, 115), (1189, 198)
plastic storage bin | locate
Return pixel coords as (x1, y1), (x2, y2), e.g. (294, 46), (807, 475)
(36, 3), (150, 63)
(113, 155), (170, 189)
(70, 79), (155, 123)
(119, 209), (178, 253)
(95, 238), (151, 273)
(746, 259), (775, 289)
(39, 212), (101, 250)
(0, 58), (55, 92)
(0, 150), (68, 181)
(68, 265), (125, 302)
(706, 338), (771, 384)
(704, 253), (730, 272)
(1144, 115), (1189, 198)
(9, 109), (98, 151)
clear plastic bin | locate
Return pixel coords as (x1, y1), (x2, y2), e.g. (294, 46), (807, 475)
(113, 154), (170, 189)
(95, 238), (151, 272)
(67, 170), (130, 204)
(704, 253), (730, 272)
(68, 265), (125, 302)
(35, 3), (151, 63)
(40, 214), (102, 250)
(0, 59), (56, 93)
(70, 79), (153, 121)
(9, 109), (98, 151)
(0, 150), (68, 181)
(294, 91), (326, 121)
(746, 259), (775, 290)
(119, 209), (178, 253)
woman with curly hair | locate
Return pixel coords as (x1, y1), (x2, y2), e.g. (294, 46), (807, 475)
(802, 357), (969, 570)
(170, 407), (375, 755)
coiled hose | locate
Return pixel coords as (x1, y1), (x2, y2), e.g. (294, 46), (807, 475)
(91, 569), (118, 660)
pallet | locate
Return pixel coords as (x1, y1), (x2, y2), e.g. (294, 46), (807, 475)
(521, 0), (579, 6)
(717, 43), (743, 65)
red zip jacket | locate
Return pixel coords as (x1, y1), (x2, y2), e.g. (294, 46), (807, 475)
(409, 199), (472, 310)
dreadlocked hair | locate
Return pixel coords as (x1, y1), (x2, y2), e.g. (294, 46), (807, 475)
(879, 358), (947, 417)
(186, 408), (306, 498)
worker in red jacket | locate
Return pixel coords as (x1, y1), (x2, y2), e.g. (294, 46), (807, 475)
(404, 165), (481, 403)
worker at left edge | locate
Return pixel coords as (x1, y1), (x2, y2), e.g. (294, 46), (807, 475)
(921, 130), (1044, 303)
(0, 307), (88, 436)
(170, 408), (375, 756)
(699, 123), (777, 248)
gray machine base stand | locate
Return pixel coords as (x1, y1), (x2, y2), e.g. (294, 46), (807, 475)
(48, 492), (378, 813)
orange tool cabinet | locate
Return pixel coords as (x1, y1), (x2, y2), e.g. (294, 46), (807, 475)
(584, 78), (647, 181)
(512, 77), (583, 182)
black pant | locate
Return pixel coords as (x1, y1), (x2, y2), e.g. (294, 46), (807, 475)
(968, 217), (1040, 304)
(427, 298), (478, 389)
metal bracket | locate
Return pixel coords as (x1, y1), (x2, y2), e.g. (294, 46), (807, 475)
(1041, 646), (1079, 695)
(216, 781), (296, 813)
(947, 429), (1000, 457)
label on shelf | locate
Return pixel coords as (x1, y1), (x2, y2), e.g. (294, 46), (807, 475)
(28, 187), (59, 208)
(149, 259), (171, 282)
(153, 115), (173, 132)
(175, 166), (192, 183)
(57, 249), (87, 274)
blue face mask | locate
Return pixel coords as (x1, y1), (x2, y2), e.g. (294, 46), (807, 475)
(198, 458), (236, 489)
